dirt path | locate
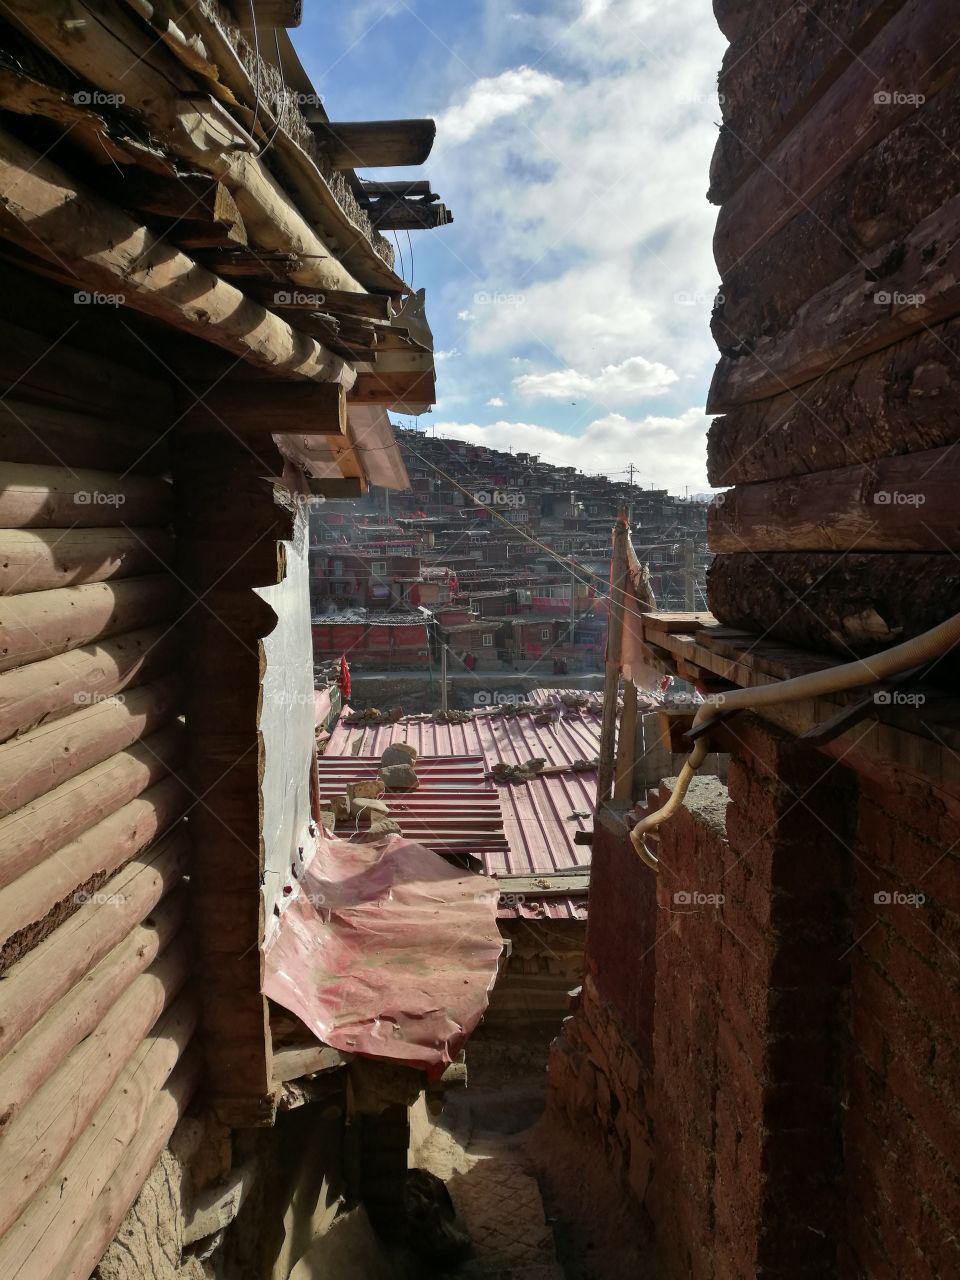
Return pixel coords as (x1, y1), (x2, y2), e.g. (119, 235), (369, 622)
(413, 1032), (657, 1280)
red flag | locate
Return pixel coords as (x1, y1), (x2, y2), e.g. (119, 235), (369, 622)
(338, 654), (351, 701)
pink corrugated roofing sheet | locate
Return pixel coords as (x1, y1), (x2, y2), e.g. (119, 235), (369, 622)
(315, 755), (509, 863)
(324, 689), (599, 921)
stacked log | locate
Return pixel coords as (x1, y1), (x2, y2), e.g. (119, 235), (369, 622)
(706, 0), (960, 655)
(0, 320), (196, 1277)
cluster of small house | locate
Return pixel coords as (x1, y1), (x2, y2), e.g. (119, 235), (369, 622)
(309, 429), (711, 671)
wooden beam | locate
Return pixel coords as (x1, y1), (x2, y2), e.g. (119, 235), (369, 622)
(349, 369), (437, 412)
(709, 446), (960, 553)
(272, 1043), (351, 1083)
(367, 198), (453, 232)
(179, 380), (347, 436)
(244, 283), (393, 321)
(713, 0), (960, 274)
(597, 516), (628, 805)
(709, 192), (960, 412)
(200, 249), (305, 279)
(0, 463), (171, 529)
(0, 994), (198, 1280)
(708, 551), (960, 655)
(0, 940), (191, 1237)
(0, 725), (183, 890)
(43, 1051), (200, 1280)
(0, 577), (181, 673)
(0, 625), (178, 745)
(8, 1), (403, 296)
(0, 675), (182, 818)
(0, 891), (183, 1117)
(360, 180), (434, 199)
(706, 314), (960, 486)
(0, 528), (173, 596)
(309, 120), (437, 169)
(230, 0), (304, 28)
(709, 0), (910, 205)
(0, 783), (187, 967)
(0, 829), (189, 1060)
(0, 127), (355, 390)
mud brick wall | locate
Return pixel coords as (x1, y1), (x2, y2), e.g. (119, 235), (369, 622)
(547, 973), (653, 1209)
(844, 774), (960, 1277)
(549, 721), (863, 1280)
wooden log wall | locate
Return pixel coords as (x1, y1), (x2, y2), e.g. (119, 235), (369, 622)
(706, 0), (960, 655)
(0, 314), (197, 1278)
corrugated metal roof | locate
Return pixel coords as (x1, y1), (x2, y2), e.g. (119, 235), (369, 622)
(315, 755), (509, 864)
(324, 689), (600, 921)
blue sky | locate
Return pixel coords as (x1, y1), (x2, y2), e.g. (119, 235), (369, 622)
(292, 0), (727, 493)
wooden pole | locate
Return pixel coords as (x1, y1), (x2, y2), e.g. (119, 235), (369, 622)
(596, 513), (629, 807)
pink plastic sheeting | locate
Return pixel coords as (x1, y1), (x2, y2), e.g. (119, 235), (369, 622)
(263, 831), (503, 1077)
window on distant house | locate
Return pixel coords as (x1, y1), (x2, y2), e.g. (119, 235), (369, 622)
(332, 559), (343, 576)
(482, 633), (493, 647)
(541, 627), (551, 640)
(372, 561), (387, 576)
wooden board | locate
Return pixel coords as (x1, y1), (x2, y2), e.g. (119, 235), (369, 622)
(706, 314), (960, 485)
(707, 551), (960, 655)
(309, 120), (436, 169)
(710, 0), (910, 203)
(709, 445), (960, 553)
(709, 191), (960, 412)
(712, 0), (960, 274)
(713, 75), (960, 354)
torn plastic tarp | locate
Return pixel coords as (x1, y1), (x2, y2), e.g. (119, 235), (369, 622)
(263, 832), (503, 1078)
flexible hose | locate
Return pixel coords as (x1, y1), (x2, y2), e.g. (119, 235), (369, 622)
(630, 609), (960, 866)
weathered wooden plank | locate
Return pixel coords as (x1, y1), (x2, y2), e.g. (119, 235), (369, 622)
(710, 0), (909, 204)
(713, 0), (960, 274)
(643, 611), (718, 634)
(707, 551), (960, 654)
(180, 380), (347, 437)
(309, 120), (436, 169)
(243, 284), (393, 321)
(0, 829), (188, 1059)
(0, 993), (198, 1280)
(0, 938), (190, 1236)
(367, 197), (453, 232)
(0, 126), (354, 389)
(0, 674), (181, 816)
(0, 891), (184, 1111)
(0, 724), (183, 890)
(0, 330), (174, 437)
(707, 316), (960, 487)
(0, 623), (178, 744)
(0, 528), (174, 595)
(0, 577), (181, 672)
(708, 192), (960, 412)
(272, 1043), (351, 1083)
(713, 75), (960, 352)
(709, 446), (960, 553)
(349, 369), (436, 412)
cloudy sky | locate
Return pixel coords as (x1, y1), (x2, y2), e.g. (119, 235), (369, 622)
(293, 0), (727, 494)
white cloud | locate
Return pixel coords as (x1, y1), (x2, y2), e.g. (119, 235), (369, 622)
(435, 348), (460, 361)
(513, 355), (677, 405)
(437, 66), (562, 145)
(431, 406), (713, 494)
(486, 395), (506, 406)
(457, 309), (476, 321)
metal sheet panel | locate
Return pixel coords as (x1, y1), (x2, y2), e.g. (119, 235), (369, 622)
(324, 690), (600, 920)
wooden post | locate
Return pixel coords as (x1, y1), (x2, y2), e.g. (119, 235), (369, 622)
(596, 512), (629, 807)
(613, 678), (639, 803)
